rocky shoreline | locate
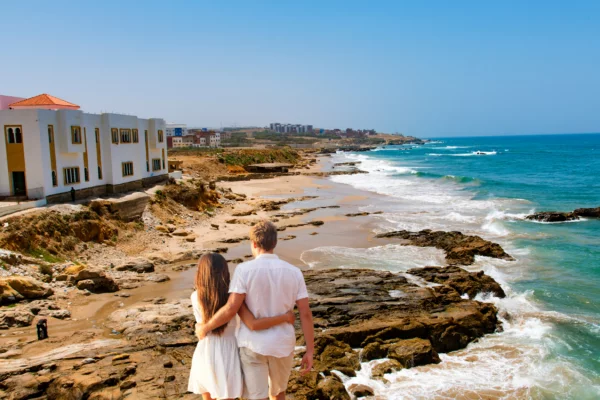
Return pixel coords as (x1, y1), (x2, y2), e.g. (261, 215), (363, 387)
(0, 151), (515, 399)
(0, 265), (505, 399)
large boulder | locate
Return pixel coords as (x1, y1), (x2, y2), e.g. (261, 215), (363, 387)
(66, 268), (119, 293)
(115, 259), (155, 273)
(0, 309), (35, 329)
(0, 277), (54, 304)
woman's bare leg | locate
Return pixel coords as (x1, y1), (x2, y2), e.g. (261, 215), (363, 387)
(201, 394), (213, 400)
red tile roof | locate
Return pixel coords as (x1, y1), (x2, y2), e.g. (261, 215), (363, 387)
(9, 93), (80, 110)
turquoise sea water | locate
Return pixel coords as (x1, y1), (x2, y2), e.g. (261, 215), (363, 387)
(310, 134), (599, 398)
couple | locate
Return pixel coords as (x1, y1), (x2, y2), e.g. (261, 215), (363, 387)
(188, 220), (314, 400)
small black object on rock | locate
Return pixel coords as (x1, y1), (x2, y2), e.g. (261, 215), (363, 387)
(37, 319), (49, 340)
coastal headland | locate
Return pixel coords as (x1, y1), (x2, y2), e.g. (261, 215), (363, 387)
(0, 146), (514, 399)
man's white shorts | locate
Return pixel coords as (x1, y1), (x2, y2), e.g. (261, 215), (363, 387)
(240, 347), (294, 399)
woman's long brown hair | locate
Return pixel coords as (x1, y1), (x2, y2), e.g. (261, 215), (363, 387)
(195, 253), (230, 335)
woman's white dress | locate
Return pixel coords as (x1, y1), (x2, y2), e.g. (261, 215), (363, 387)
(188, 291), (243, 398)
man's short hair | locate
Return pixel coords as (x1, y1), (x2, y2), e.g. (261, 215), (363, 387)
(249, 220), (278, 251)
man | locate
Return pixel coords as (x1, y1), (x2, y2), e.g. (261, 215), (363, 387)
(196, 220), (314, 400)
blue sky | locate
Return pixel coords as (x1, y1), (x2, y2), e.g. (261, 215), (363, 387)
(1, 1), (599, 137)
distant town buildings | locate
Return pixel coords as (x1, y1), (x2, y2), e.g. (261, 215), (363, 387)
(320, 128), (377, 137)
(0, 93), (168, 203)
(269, 123), (313, 134)
(167, 128), (221, 149)
(165, 123), (187, 137)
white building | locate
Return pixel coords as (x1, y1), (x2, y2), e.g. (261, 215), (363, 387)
(0, 94), (168, 203)
(165, 123), (187, 137)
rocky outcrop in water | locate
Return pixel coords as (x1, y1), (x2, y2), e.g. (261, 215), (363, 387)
(407, 265), (506, 298)
(375, 229), (514, 265)
(286, 268), (501, 398)
(526, 207), (600, 222)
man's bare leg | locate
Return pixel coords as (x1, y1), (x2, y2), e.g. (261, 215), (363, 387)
(270, 392), (286, 400)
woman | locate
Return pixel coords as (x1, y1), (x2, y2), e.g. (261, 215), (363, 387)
(188, 253), (294, 400)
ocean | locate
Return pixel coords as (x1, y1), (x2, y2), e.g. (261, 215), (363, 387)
(302, 134), (600, 399)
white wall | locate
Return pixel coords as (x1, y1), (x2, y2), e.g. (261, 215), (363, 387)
(0, 109), (46, 199)
(0, 109), (168, 200)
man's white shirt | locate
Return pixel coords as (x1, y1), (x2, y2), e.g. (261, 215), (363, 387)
(229, 253), (308, 358)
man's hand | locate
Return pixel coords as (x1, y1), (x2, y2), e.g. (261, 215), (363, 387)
(285, 310), (296, 325)
(300, 350), (313, 374)
(195, 322), (207, 341)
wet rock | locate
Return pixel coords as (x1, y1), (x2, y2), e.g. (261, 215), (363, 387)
(375, 229), (514, 265)
(345, 212), (370, 217)
(526, 207), (600, 222)
(0, 276), (54, 304)
(115, 259), (155, 273)
(371, 359), (403, 378)
(407, 265), (506, 298)
(386, 338), (440, 368)
(573, 207), (600, 218)
(526, 211), (578, 222)
(302, 268), (500, 373)
(317, 375), (350, 399)
(313, 335), (360, 377)
(361, 342), (386, 361)
(348, 383), (375, 397)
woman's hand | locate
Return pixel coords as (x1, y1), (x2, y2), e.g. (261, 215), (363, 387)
(195, 322), (207, 341)
(285, 310), (296, 325)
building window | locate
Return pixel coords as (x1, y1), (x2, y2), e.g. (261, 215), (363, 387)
(152, 159), (161, 171)
(98, 166), (103, 180)
(71, 126), (82, 144)
(132, 129), (139, 143)
(48, 127), (53, 143)
(120, 129), (132, 143)
(158, 130), (164, 143)
(95, 128), (100, 143)
(7, 128), (15, 143)
(84, 167), (89, 182)
(122, 162), (134, 177)
(5, 126), (23, 144)
(63, 167), (80, 185)
(111, 128), (119, 144)
(51, 171), (57, 187)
